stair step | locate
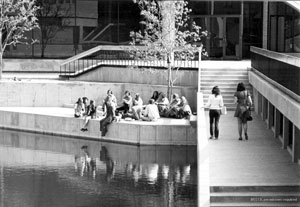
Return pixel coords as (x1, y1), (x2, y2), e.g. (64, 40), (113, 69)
(201, 82), (250, 85)
(211, 194), (300, 203)
(211, 192), (300, 197)
(210, 185), (300, 193)
(210, 202), (300, 207)
(201, 68), (249, 71)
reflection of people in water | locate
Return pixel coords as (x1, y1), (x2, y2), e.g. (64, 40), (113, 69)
(100, 146), (115, 182)
(75, 145), (96, 178)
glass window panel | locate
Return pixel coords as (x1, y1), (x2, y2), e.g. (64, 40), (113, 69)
(214, 1), (241, 15)
(189, 1), (211, 15)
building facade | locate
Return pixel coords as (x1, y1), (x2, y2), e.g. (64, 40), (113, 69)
(3, 0), (300, 60)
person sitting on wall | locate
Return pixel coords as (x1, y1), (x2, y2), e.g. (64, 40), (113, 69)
(74, 98), (85, 118)
(100, 96), (116, 136)
(116, 90), (132, 115)
(177, 96), (192, 119)
(162, 93), (181, 118)
(105, 89), (117, 108)
(131, 93), (144, 120)
(138, 99), (160, 122)
(81, 100), (96, 131)
(82, 97), (89, 116)
(156, 92), (169, 115)
(132, 93), (143, 112)
(150, 91), (160, 102)
(99, 90), (117, 117)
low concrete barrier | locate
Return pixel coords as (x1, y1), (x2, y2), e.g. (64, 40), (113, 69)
(0, 108), (197, 146)
(0, 80), (197, 112)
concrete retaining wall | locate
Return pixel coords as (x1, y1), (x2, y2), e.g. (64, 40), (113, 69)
(3, 59), (61, 72)
(0, 80), (197, 111)
(0, 110), (197, 145)
(70, 66), (198, 87)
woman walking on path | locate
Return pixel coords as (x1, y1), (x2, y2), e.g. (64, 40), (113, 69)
(205, 86), (224, 140)
(234, 82), (253, 140)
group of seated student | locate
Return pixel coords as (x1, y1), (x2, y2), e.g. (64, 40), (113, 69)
(74, 89), (192, 136)
(149, 91), (192, 119)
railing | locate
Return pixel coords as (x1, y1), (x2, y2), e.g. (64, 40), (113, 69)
(59, 45), (200, 76)
(250, 46), (300, 97)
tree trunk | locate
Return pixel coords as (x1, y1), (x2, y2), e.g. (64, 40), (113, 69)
(0, 52), (3, 80)
(167, 62), (172, 101)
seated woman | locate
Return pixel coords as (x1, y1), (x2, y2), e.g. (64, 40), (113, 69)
(82, 97), (89, 116)
(132, 93), (143, 111)
(131, 93), (144, 120)
(150, 91), (159, 102)
(100, 96), (116, 136)
(81, 100), (96, 131)
(138, 99), (160, 122)
(177, 96), (192, 119)
(156, 92), (169, 114)
(162, 93), (181, 118)
(116, 90), (132, 115)
(101, 90), (117, 116)
(106, 90), (117, 107)
(74, 98), (85, 118)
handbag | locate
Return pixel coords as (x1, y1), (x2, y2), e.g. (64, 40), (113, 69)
(245, 109), (253, 121)
(221, 106), (227, 115)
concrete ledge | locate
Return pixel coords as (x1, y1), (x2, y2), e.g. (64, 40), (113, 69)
(250, 46), (300, 67)
(249, 71), (300, 129)
(0, 107), (196, 146)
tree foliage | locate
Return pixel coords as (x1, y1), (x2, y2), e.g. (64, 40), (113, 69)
(130, 0), (206, 98)
(0, 0), (39, 51)
(130, 0), (206, 61)
(0, 0), (39, 79)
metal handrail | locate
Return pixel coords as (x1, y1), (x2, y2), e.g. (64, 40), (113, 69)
(59, 45), (200, 76)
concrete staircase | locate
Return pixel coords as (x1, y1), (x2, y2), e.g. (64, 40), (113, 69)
(210, 185), (300, 206)
(200, 61), (252, 111)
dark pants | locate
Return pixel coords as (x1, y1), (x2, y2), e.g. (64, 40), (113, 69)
(100, 116), (113, 136)
(209, 109), (221, 138)
(116, 104), (130, 114)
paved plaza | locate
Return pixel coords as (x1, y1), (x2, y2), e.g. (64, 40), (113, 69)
(206, 111), (300, 186)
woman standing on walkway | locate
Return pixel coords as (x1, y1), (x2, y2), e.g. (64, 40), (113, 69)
(234, 82), (252, 140)
(205, 86), (224, 139)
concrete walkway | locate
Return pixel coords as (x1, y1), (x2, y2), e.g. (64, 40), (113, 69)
(206, 111), (300, 186)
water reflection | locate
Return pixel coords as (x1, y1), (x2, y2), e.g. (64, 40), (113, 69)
(0, 129), (197, 207)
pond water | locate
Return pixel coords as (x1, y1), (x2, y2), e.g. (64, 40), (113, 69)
(0, 129), (197, 207)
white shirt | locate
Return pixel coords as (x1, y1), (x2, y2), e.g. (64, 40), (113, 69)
(205, 94), (224, 110)
(144, 104), (160, 121)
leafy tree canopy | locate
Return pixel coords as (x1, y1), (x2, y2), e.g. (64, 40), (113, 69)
(0, 0), (39, 50)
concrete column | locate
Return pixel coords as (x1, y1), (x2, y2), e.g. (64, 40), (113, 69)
(292, 125), (300, 163)
(282, 116), (290, 149)
(262, 1), (268, 49)
(257, 92), (262, 117)
(253, 88), (259, 113)
(274, 109), (281, 138)
(267, 102), (274, 130)
(262, 96), (268, 121)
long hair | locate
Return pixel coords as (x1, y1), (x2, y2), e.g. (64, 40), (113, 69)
(236, 82), (246, 92)
(212, 86), (220, 97)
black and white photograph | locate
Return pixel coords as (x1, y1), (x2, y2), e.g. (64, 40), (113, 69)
(0, 0), (299, 206)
